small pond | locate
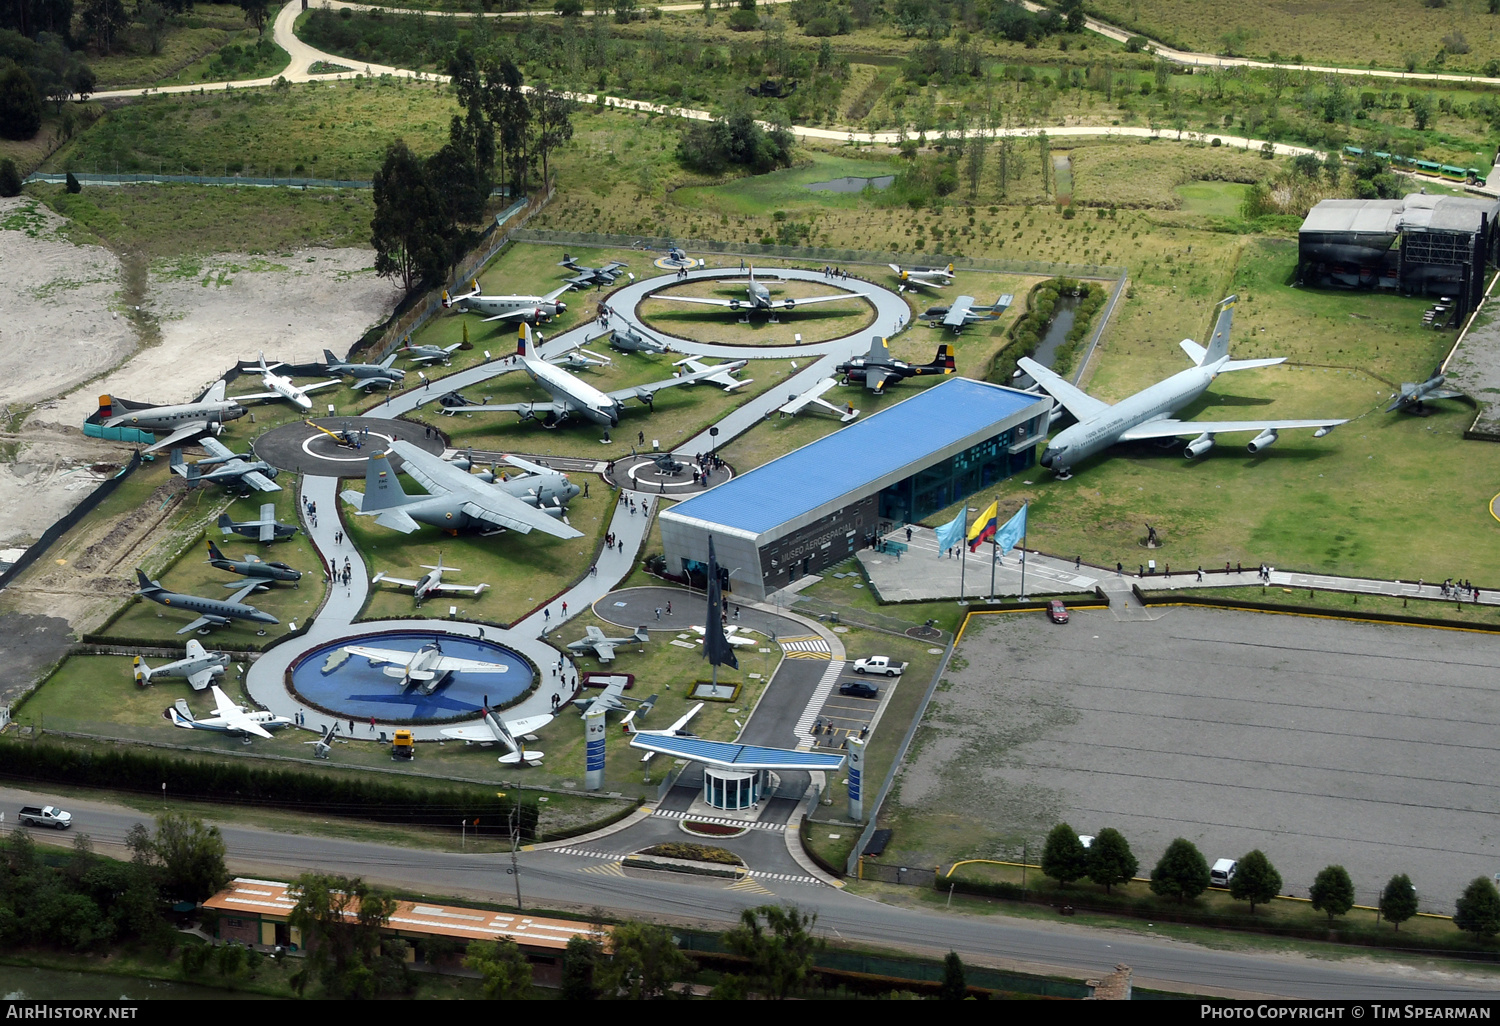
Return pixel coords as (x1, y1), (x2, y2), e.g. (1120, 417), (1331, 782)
(804, 175), (896, 193)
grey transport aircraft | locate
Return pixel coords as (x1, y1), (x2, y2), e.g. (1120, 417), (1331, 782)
(89, 380), (246, 454)
(323, 350), (405, 391)
(134, 569), (280, 635)
(170, 438), (280, 493)
(133, 639), (229, 691)
(651, 266), (862, 317)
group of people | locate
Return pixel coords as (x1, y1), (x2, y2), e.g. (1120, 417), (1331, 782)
(821, 265), (855, 281)
(1438, 578), (1482, 602)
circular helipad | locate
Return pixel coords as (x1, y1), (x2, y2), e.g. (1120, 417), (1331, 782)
(610, 452), (731, 494)
(254, 417), (446, 476)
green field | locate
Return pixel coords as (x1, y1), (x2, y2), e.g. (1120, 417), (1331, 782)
(1173, 180), (1255, 217)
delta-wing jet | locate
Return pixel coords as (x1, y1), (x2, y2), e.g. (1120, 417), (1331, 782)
(651, 266), (863, 318)
(372, 553), (489, 605)
(170, 439), (280, 493)
(1020, 295), (1347, 478)
(1387, 366), (1467, 413)
(218, 504), (298, 543)
(232, 353), (340, 411)
(442, 279), (572, 323)
(439, 697), (552, 765)
(135, 569), (280, 635)
(837, 337), (955, 393)
(888, 262), (955, 291)
(324, 350), (405, 391)
(133, 639), (229, 691)
(89, 381), (246, 454)
(166, 685), (292, 739)
(205, 540), (301, 586)
(567, 625), (651, 663)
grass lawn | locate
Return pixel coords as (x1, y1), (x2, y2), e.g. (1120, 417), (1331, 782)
(86, 4), (269, 89)
(639, 280), (876, 347)
(669, 152), (904, 219)
(1174, 180), (1255, 217)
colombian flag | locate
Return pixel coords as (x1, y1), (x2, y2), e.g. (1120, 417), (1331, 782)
(967, 500), (999, 552)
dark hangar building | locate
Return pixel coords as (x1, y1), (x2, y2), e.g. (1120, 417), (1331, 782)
(659, 377), (1051, 601)
(1298, 193), (1500, 318)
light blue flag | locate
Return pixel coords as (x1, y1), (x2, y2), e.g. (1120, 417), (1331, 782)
(994, 504), (1027, 555)
(932, 508), (966, 554)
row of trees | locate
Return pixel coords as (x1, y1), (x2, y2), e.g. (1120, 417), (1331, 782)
(1040, 824), (1500, 936)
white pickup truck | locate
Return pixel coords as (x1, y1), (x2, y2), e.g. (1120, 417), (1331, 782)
(18, 805), (72, 830)
(852, 656), (906, 677)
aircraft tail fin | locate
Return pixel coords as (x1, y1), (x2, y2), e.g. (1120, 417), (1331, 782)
(217, 513), (236, 534)
(1202, 295), (1237, 364)
(929, 344), (957, 373)
(359, 451), (412, 511)
(323, 349), (340, 367)
(134, 568), (159, 593)
(517, 322), (534, 359)
(206, 540), (226, 562)
(634, 626), (651, 643)
(133, 656), (150, 685)
(97, 394), (114, 419)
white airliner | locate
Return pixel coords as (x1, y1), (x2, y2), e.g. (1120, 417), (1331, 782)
(1020, 296), (1346, 478)
(233, 353), (340, 411)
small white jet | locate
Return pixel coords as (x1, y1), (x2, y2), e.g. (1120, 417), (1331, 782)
(439, 699), (553, 765)
(777, 377), (859, 423)
(651, 266), (864, 318)
(442, 280), (572, 323)
(166, 685), (293, 739)
(372, 553), (489, 605)
(689, 624), (756, 647)
(133, 639), (229, 692)
(233, 353), (341, 411)
(341, 639), (511, 694)
(888, 262), (955, 291)
(629, 701), (703, 738)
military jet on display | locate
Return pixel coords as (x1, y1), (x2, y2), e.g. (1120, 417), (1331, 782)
(439, 698), (553, 766)
(232, 354), (341, 411)
(608, 324), (672, 355)
(651, 266), (863, 318)
(166, 686), (292, 739)
(305, 722), (342, 760)
(133, 639), (229, 692)
(425, 325), (748, 430)
(574, 675), (658, 719)
(135, 569), (280, 635)
(341, 440), (583, 539)
(628, 701), (703, 738)
(837, 337), (955, 393)
(558, 255), (629, 288)
(323, 350), (405, 391)
(888, 262), (955, 291)
(170, 438), (280, 493)
(918, 294), (1013, 333)
(372, 553), (489, 605)
(777, 377), (859, 423)
(1020, 295), (1347, 478)
(400, 340), (464, 367)
(218, 504), (298, 543)
(340, 639), (512, 695)
(673, 355), (753, 392)
(567, 625), (651, 663)
(550, 346), (612, 372)
(205, 540), (301, 587)
(689, 624), (756, 648)
(442, 279), (573, 323)
(1387, 367), (1467, 413)
(89, 381), (246, 455)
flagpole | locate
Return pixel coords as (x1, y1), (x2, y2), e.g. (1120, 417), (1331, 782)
(1019, 500), (1029, 600)
(958, 503), (968, 603)
(989, 496), (998, 601)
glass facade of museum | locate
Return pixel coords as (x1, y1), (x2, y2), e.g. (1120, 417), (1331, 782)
(877, 430), (1035, 524)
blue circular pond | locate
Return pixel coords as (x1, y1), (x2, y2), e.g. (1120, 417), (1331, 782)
(290, 631), (535, 723)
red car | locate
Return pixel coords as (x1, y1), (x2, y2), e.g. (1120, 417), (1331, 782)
(1047, 600), (1069, 624)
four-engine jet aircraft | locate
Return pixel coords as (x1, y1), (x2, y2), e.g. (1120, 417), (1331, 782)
(341, 440), (583, 539)
(170, 438), (280, 493)
(651, 266), (863, 318)
(90, 381), (246, 455)
(134, 569), (280, 635)
(205, 541), (301, 587)
(323, 350), (405, 391)
(372, 553), (489, 605)
(340, 639), (511, 694)
(400, 340), (464, 367)
(133, 639), (229, 691)
(918, 294), (1013, 332)
(218, 504), (298, 543)
(888, 262), (955, 291)
(837, 337), (955, 393)
(425, 325), (747, 429)
(439, 697), (553, 765)
(442, 279), (572, 323)
(1020, 295), (1347, 478)
(558, 255), (629, 288)
(1387, 367), (1467, 413)
(166, 686), (292, 739)
(608, 324), (672, 355)
(232, 353), (340, 411)
(567, 625), (651, 663)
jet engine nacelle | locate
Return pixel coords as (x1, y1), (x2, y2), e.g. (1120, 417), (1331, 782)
(1184, 433), (1215, 459)
(1247, 428), (1279, 454)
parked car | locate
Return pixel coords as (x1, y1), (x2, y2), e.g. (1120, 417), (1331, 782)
(838, 680), (879, 699)
(853, 656), (906, 676)
(1047, 599), (1070, 624)
(18, 805), (71, 829)
(1210, 858), (1238, 887)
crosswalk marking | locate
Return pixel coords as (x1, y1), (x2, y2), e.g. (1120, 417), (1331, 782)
(728, 876), (774, 895)
(652, 809), (786, 833)
(580, 862), (626, 877)
(793, 660), (845, 746)
(746, 870), (823, 885)
(779, 635), (831, 654)
(548, 847), (628, 860)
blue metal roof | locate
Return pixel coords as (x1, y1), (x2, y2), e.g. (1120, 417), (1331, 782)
(667, 377), (1040, 535)
(629, 734), (847, 771)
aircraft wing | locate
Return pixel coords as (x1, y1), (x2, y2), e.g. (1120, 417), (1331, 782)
(428, 655), (511, 673)
(428, 581), (489, 595)
(649, 295), (738, 308)
(142, 421), (212, 455)
(176, 616), (215, 635)
(200, 437), (233, 460)
(543, 284), (572, 303)
(771, 292), (863, 309)
(505, 714), (553, 736)
(460, 500), (582, 539)
(383, 440), (578, 539)
(298, 380), (343, 395)
(593, 640), (618, 662)
(674, 357), (751, 391)
(481, 309), (542, 324)
(607, 361), (749, 403)
(373, 573), (422, 589)
(185, 666), (218, 691)
(440, 724), (501, 743)
(227, 390), (284, 404)
(431, 399), (566, 418)
(1017, 357), (1110, 421)
(225, 580), (262, 605)
(240, 470), (281, 493)
(1118, 417), (1348, 441)
(943, 297), (976, 327)
(344, 645), (414, 667)
(501, 453), (556, 476)
(866, 368), (897, 393)
(210, 685), (273, 739)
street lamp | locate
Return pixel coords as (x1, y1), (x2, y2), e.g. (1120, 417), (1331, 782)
(709, 426), (719, 457)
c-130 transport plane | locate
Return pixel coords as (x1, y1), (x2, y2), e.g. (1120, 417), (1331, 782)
(1019, 296), (1346, 478)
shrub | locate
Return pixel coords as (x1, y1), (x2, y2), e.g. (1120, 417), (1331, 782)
(728, 9), (758, 30)
(1453, 876), (1500, 938)
(0, 159), (21, 197)
(65, 172), (81, 194)
(1124, 35), (1147, 53)
(0, 67), (42, 141)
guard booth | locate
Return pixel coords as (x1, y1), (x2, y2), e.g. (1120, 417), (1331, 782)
(630, 734), (846, 812)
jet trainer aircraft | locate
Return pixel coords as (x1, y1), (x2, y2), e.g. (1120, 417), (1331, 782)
(205, 541), (301, 587)
(341, 440), (583, 539)
(567, 625), (651, 663)
(166, 686), (292, 739)
(232, 354), (340, 411)
(170, 438), (280, 493)
(442, 280), (572, 323)
(651, 266), (863, 318)
(1020, 295), (1347, 478)
(219, 504), (298, 543)
(1387, 367), (1467, 413)
(888, 262), (955, 291)
(134, 569), (279, 635)
(608, 324), (672, 355)
(558, 255), (629, 288)
(133, 639), (229, 691)
(918, 294), (1013, 333)
(340, 640), (512, 694)
(372, 553), (489, 605)
(400, 340), (464, 367)
(425, 325), (747, 429)
(837, 337), (955, 393)
(89, 381), (246, 455)
(574, 676), (658, 719)
(323, 350), (405, 391)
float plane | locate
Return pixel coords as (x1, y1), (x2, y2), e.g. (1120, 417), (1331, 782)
(165, 686), (292, 739)
(442, 280), (572, 323)
(88, 381), (246, 455)
(566, 625), (651, 663)
(651, 266), (863, 318)
(134, 569), (280, 635)
(888, 262), (955, 291)
(133, 639), (229, 692)
(439, 696), (552, 765)
(218, 503), (298, 543)
(232, 353), (340, 411)
(1021, 295), (1347, 478)
(837, 337), (955, 393)
(372, 553), (489, 605)
(1387, 367), (1467, 413)
(205, 541), (301, 587)
(323, 350), (405, 391)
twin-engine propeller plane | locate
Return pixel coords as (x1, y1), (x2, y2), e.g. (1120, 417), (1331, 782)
(651, 266), (864, 318)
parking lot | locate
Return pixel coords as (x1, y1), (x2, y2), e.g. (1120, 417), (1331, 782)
(888, 606), (1500, 913)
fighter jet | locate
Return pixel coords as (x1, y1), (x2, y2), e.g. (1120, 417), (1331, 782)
(573, 675), (658, 719)
(651, 266), (863, 318)
(205, 540), (301, 587)
(439, 697), (552, 765)
(888, 262), (955, 291)
(166, 686), (292, 739)
(551, 345), (612, 372)
(323, 350), (405, 391)
(134, 569), (279, 635)
(232, 353), (340, 411)
(170, 439), (280, 494)
(689, 624), (756, 648)
(777, 377), (859, 423)
(340, 639), (512, 694)
(567, 625), (651, 663)
(608, 324), (672, 355)
(219, 504), (298, 543)
(341, 440), (583, 539)
(443, 280), (572, 323)
(424, 324), (748, 430)
(1022, 295), (1347, 478)
(558, 254), (629, 288)
(1387, 367), (1467, 413)
(133, 639), (229, 691)
(918, 294), (1013, 333)
(88, 380), (246, 455)
(400, 340), (464, 367)
(837, 337), (955, 394)
(372, 553), (489, 605)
